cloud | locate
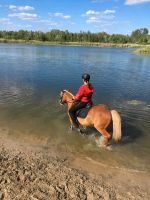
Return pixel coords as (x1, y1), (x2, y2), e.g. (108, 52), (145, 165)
(82, 9), (115, 26)
(104, 9), (116, 14)
(0, 18), (12, 24)
(35, 19), (58, 26)
(83, 10), (100, 16)
(125, 0), (150, 5)
(8, 13), (39, 21)
(49, 12), (71, 20)
(9, 5), (34, 11)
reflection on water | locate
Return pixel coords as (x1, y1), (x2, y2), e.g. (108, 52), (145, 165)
(0, 44), (150, 171)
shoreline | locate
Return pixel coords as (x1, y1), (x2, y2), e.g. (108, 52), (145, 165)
(1, 39), (150, 55)
(0, 38), (149, 48)
(0, 127), (149, 199)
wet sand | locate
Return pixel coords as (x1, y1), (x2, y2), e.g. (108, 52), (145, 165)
(0, 127), (149, 200)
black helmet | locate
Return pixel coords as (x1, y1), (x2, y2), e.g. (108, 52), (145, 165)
(82, 73), (90, 82)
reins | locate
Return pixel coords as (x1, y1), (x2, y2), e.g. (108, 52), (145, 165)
(66, 100), (74, 103)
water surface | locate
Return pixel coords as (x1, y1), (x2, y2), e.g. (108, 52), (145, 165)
(0, 43), (150, 171)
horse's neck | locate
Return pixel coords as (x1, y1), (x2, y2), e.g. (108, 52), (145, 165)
(65, 91), (74, 109)
(66, 93), (73, 102)
(65, 90), (74, 100)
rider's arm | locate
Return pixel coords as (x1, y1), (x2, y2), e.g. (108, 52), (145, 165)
(74, 86), (84, 101)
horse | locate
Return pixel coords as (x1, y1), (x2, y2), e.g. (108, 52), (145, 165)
(59, 90), (122, 146)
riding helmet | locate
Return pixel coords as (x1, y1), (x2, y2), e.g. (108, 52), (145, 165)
(82, 73), (90, 81)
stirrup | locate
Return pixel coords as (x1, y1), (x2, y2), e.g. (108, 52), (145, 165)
(77, 128), (84, 134)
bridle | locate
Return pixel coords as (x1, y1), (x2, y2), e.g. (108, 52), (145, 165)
(59, 90), (74, 105)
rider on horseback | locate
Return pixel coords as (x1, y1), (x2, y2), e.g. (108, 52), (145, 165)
(69, 73), (94, 131)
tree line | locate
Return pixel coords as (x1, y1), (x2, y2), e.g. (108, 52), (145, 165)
(0, 28), (149, 44)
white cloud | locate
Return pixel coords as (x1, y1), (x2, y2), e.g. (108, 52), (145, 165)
(47, 21), (58, 26)
(125, 0), (150, 5)
(8, 13), (39, 21)
(51, 12), (71, 20)
(82, 9), (116, 27)
(9, 5), (34, 11)
(104, 9), (115, 14)
(0, 18), (12, 24)
(83, 10), (100, 16)
(36, 19), (58, 26)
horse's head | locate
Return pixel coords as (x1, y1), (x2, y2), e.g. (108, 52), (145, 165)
(59, 90), (67, 105)
(59, 90), (74, 105)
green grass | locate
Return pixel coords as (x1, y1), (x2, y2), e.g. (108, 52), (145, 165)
(0, 38), (148, 48)
(135, 46), (150, 55)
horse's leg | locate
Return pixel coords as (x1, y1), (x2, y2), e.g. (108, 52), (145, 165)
(68, 112), (73, 129)
(95, 126), (111, 146)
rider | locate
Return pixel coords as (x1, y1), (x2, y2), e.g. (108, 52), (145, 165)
(69, 73), (94, 131)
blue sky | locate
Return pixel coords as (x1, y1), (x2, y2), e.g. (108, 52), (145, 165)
(0, 0), (150, 34)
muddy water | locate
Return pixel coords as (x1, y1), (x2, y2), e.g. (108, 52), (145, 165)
(0, 43), (150, 171)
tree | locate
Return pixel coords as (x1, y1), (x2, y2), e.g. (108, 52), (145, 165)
(131, 28), (149, 43)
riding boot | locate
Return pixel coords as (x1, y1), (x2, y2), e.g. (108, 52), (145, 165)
(70, 124), (84, 134)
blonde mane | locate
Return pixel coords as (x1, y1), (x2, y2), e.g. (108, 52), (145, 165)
(63, 90), (74, 98)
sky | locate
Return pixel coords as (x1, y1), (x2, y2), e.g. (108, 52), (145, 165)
(0, 0), (150, 34)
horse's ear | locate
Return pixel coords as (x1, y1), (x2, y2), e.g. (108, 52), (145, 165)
(60, 89), (64, 93)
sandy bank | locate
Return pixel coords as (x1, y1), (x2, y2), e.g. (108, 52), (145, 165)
(0, 127), (149, 200)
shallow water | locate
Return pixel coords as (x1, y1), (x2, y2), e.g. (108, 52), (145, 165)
(0, 43), (150, 171)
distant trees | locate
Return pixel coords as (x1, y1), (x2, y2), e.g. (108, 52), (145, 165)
(131, 28), (149, 43)
(0, 28), (149, 44)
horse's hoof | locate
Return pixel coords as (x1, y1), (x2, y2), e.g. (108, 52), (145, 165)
(77, 128), (83, 134)
(70, 124), (74, 131)
(106, 146), (113, 151)
(96, 136), (109, 147)
(98, 143), (107, 148)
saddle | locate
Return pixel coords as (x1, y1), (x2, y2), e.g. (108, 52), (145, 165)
(76, 102), (92, 118)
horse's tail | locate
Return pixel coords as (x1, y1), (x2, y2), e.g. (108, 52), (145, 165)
(111, 110), (122, 142)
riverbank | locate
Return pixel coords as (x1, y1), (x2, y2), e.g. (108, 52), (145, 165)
(1, 38), (150, 55)
(135, 46), (150, 55)
(0, 38), (149, 49)
(0, 127), (149, 200)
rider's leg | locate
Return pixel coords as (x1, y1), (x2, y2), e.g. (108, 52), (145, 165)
(69, 101), (87, 128)
(69, 103), (79, 128)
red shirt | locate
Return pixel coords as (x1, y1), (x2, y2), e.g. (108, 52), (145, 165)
(74, 84), (94, 102)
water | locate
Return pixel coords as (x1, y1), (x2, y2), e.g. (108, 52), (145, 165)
(0, 43), (150, 171)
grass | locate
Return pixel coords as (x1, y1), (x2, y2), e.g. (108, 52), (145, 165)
(0, 38), (148, 47)
(135, 46), (150, 55)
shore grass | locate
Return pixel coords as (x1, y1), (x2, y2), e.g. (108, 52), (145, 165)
(0, 38), (149, 48)
(1, 38), (150, 54)
(135, 46), (150, 55)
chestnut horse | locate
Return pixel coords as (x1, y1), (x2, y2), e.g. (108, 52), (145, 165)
(60, 90), (122, 146)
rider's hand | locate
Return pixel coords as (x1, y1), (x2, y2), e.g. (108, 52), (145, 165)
(72, 97), (75, 102)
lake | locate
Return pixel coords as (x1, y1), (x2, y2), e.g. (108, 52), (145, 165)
(0, 43), (150, 171)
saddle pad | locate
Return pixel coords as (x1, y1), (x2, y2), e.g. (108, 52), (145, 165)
(76, 107), (90, 118)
